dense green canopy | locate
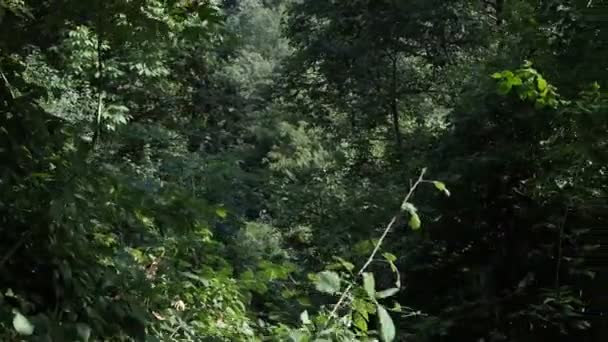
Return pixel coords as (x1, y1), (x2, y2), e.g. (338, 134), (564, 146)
(0, 0), (606, 341)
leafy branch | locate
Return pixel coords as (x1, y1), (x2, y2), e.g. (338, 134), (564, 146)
(329, 168), (428, 317)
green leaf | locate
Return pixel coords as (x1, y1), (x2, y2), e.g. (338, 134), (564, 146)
(408, 212), (421, 230)
(289, 331), (310, 342)
(215, 207), (228, 219)
(383, 252), (399, 273)
(354, 239), (378, 255)
(363, 272), (375, 299)
(12, 310), (34, 336)
(376, 288), (400, 299)
(297, 296), (312, 306)
(353, 298), (371, 320)
(508, 76), (523, 86)
(433, 181), (450, 197)
(534, 98), (546, 110)
(353, 312), (368, 332)
(497, 81), (512, 95)
(314, 271), (341, 294)
(382, 252), (397, 263)
(332, 256), (355, 272)
(377, 304), (396, 342)
(490, 72), (502, 79)
(76, 323), (92, 341)
(300, 310), (311, 325)
(537, 77), (547, 92)
(400, 202), (417, 214)
(502, 71), (515, 78)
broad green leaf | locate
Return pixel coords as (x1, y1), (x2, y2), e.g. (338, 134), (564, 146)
(12, 310), (34, 336)
(377, 304), (396, 342)
(537, 77), (547, 92)
(433, 181), (451, 197)
(215, 207), (228, 219)
(508, 76), (522, 86)
(409, 212), (421, 230)
(300, 310), (311, 325)
(314, 271), (341, 294)
(501, 70), (515, 78)
(353, 298), (371, 320)
(376, 288), (399, 299)
(363, 272), (375, 299)
(353, 312), (368, 332)
(490, 72), (502, 79)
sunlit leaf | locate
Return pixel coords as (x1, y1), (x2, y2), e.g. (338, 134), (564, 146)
(400, 202), (417, 214)
(300, 310), (311, 325)
(363, 272), (375, 299)
(215, 207), (228, 219)
(12, 310), (34, 336)
(490, 72), (502, 79)
(376, 288), (399, 299)
(408, 212), (421, 230)
(537, 77), (547, 92)
(353, 312), (368, 332)
(433, 181), (450, 197)
(314, 271), (341, 294)
(377, 304), (396, 342)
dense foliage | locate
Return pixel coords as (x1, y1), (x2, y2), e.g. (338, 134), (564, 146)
(0, 0), (606, 341)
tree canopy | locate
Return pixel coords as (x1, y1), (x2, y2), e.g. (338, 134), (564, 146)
(0, 0), (606, 341)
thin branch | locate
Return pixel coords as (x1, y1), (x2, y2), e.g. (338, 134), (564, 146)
(0, 69), (16, 99)
(330, 168), (427, 317)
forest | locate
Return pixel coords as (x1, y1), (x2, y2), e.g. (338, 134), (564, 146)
(0, 0), (606, 341)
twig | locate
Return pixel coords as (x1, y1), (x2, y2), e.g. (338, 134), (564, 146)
(330, 168), (427, 317)
(0, 69), (16, 99)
